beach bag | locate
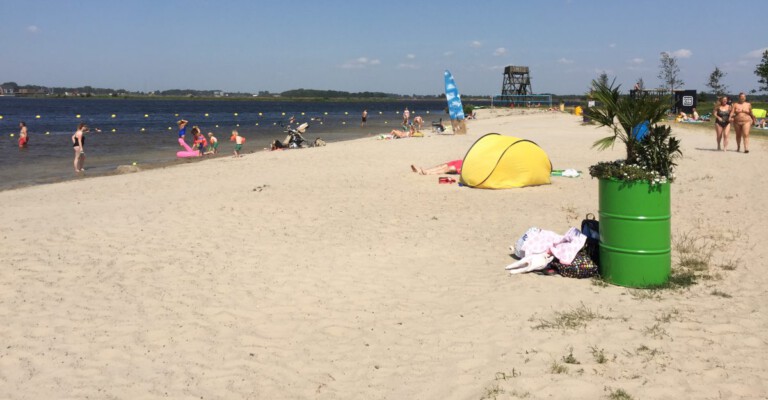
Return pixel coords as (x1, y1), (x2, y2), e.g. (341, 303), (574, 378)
(552, 250), (598, 279)
(513, 227), (541, 258)
(581, 214), (600, 266)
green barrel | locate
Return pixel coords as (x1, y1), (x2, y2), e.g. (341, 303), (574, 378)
(598, 179), (671, 287)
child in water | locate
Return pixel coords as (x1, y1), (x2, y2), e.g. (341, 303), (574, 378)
(205, 132), (219, 154)
(192, 129), (208, 155)
(230, 130), (245, 157)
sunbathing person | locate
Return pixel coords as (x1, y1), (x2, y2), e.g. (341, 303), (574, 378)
(390, 124), (415, 138)
(410, 159), (463, 175)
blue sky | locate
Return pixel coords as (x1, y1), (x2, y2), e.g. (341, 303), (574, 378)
(1, 0), (766, 95)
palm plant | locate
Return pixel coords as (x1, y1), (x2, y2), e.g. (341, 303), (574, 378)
(586, 79), (682, 184)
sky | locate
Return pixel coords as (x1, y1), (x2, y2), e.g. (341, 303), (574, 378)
(1, 0), (766, 96)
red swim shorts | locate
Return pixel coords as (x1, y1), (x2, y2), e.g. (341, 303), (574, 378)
(447, 159), (463, 174)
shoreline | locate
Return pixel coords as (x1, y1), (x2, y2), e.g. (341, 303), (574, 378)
(1, 111), (766, 399)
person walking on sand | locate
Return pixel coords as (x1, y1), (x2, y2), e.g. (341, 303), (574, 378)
(72, 122), (87, 172)
(403, 107), (410, 125)
(713, 96), (731, 151)
(230, 129), (245, 157)
(361, 109), (368, 127)
(728, 92), (757, 153)
(18, 121), (29, 148)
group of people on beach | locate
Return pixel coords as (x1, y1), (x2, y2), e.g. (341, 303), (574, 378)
(177, 119), (244, 157)
(383, 107), (428, 138)
(712, 92), (759, 153)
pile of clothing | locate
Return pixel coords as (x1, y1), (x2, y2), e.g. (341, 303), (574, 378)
(506, 227), (598, 279)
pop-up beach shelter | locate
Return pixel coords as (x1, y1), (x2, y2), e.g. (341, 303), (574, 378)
(459, 134), (552, 189)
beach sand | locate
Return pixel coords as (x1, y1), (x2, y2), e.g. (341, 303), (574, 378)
(1, 110), (766, 399)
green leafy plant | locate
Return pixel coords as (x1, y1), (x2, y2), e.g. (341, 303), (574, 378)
(585, 79), (682, 184)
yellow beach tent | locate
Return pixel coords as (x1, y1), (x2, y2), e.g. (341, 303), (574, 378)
(753, 108), (766, 119)
(459, 134), (552, 189)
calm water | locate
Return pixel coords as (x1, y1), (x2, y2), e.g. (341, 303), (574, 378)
(0, 97), (457, 190)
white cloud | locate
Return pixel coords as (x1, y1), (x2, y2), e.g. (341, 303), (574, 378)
(396, 63), (419, 70)
(668, 49), (692, 59)
(26, 25), (39, 34)
(557, 57), (574, 64)
(609, 43), (616, 48)
(470, 40), (482, 48)
(341, 57), (381, 69)
(493, 47), (507, 56)
(406, 54), (415, 59)
(746, 47), (768, 58)
(443, 51), (454, 57)
(628, 58), (644, 64)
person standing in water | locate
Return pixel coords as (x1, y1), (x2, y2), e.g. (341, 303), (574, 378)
(18, 122), (29, 148)
(72, 122), (87, 172)
(361, 109), (368, 127)
(177, 119), (189, 148)
(403, 107), (410, 125)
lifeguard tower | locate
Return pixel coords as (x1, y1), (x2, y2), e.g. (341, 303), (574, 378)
(501, 65), (532, 96)
(494, 65), (551, 107)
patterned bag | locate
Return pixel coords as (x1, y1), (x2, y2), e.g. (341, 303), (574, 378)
(581, 213), (600, 267)
(551, 250), (599, 279)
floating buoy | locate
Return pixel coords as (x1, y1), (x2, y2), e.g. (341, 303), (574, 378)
(0, 115), (3, 119)
(111, 114), (116, 118)
(144, 114), (149, 118)
(384, 121), (388, 124)
(234, 112), (238, 116)
(76, 114), (81, 118)
(111, 128), (116, 132)
(324, 112), (328, 115)
(301, 112), (305, 116)
(426, 111), (430, 114)
(379, 111), (382, 114)
(215, 124), (219, 128)
(255, 123), (259, 126)
(174, 113), (179, 117)
(236, 124), (240, 127)
(132, 162), (137, 166)
(273, 122), (277, 125)
(204, 113), (209, 117)
(35, 115), (41, 119)
(141, 128), (146, 132)
(10, 133), (15, 137)
(168, 127), (172, 130)
(258, 112), (263, 116)
(45, 132), (50, 135)
(344, 112), (348, 115)
(281, 112), (286, 116)
(342, 121), (346, 125)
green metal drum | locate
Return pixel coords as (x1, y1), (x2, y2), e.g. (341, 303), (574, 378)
(598, 179), (671, 287)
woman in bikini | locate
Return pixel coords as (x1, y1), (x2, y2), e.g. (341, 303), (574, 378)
(713, 96), (731, 151)
(728, 92), (757, 153)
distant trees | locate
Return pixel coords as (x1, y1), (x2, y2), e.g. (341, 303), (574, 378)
(706, 67), (728, 97)
(658, 52), (684, 92)
(755, 50), (768, 93)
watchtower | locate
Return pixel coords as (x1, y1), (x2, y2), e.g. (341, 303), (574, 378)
(501, 66), (532, 96)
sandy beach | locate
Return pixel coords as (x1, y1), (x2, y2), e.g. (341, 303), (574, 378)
(1, 110), (766, 399)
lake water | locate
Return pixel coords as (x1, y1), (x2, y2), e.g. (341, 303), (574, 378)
(0, 97), (458, 190)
